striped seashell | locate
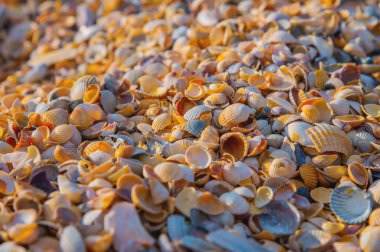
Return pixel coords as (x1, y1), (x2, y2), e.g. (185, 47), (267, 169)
(69, 107), (94, 130)
(41, 109), (69, 128)
(299, 164), (318, 189)
(220, 132), (248, 162)
(267, 97), (296, 114)
(354, 131), (376, 152)
(184, 120), (207, 137)
(59, 225), (86, 252)
(305, 124), (353, 156)
(218, 103), (253, 127)
(267, 30), (296, 44)
(335, 115), (365, 128)
(268, 157), (297, 178)
(194, 126), (219, 150)
(83, 84), (100, 104)
(330, 183), (373, 224)
(284, 121), (314, 146)
(183, 105), (212, 121)
(203, 93), (230, 109)
(152, 113), (172, 131)
(329, 98), (350, 116)
(272, 114), (302, 133)
(70, 75), (98, 101)
(297, 98), (333, 123)
(50, 124), (73, 144)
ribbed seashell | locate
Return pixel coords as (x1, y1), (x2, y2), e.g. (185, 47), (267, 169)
(197, 191), (225, 215)
(305, 124), (353, 156)
(354, 131), (376, 153)
(220, 132), (249, 162)
(152, 113), (172, 131)
(348, 162), (368, 187)
(59, 225), (86, 252)
(266, 134), (284, 148)
(267, 97), (296, 114)
(310, 187), (331, 204)
(300, 164), (318, 189)
(330, 183), (373, 224)
(247, 133), (267, 156)
(4, 209), (38, 245)
(268, 157), (297, 178)
(247, 92), (267, 110)
(312, 154), (339, 167)
(272, 114), (302, 133)
(284, 121), (314, 146)
(185, 145), (212, 170)
(295, 229), (332, 251)
(50, 124), (73, 144)
(219, 191), (249, 215)
(258, 201), (300, 236)
(335, 115), (365, 128)
(254, 186), (273, 208)
(297, 98), (333, 123)
(194, 126), (219, 150)
(184, 120), (207, 137)
(204, 93), (229, 109)
(360, 226), (380, 252)
(41, 108), (69, 127)
(154, 162), (184, 182)
(69, 107), (94, 130)
(70, 75), (98, 101)
(267, 30), (296, 43)
(362, 104), (380, 118)
(218, 103), (253, 127)
(183, 105), (212, 121)
(75, 103), (106, 121)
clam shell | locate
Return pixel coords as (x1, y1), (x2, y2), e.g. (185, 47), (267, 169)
(335, 115), (365, 127)
(272, 114), (302, 133)
(50, 124), (73, 144)
(185, 145), (212, 170)
(219, 191), (249, 215)
(69, 107), (94, 130)
(83, 84), (101, 104)
(330, 183), (373, 224)
(184, 119), (207, 137)
(218, 103), (253, 127)
(152, 113), (172, 131)
(60, 225), (86, 252)
(295, 230), (332, 251)
(268, 157), (297, 178)
(70, 75), (98, 101)
(220, 132), (249, 162)
(183, 105), (212, 121)
(310, 187), (331, 204)
(41, 108), (69, 127)
(305, 124), (353, 156)
(329, 98), (350, 116)
(297, 98), (333, 123)
(131, 184), (162, 214)
(175, 187), (198, 217)
(154, 162), (184, 182)
(258, 201), (300, 236)
(348, 162), (368, 187)
(362, 104), (380, 118)
(197, 191), (225, 215)
(204, 93), (230, 109)
(300, 164), (318, 189)
(285, 121), (314, 146)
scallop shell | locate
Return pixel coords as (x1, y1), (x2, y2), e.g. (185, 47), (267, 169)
(184, 120), (207, 137)
(220, 132), (249, 162)
(267, 30), (296, 43)
(41, 108), (69, 127)
(185, 145), (212, 170)
(254, 186), (273, 208)
(152, 113), (172, 131)
(305, 124), (353, 156)
(267, 97), (296, 114)
(50, 124), (73, 144)
(258, 201), (300, 236)
(183, 105), (212, 121)
(330, 183), (373, 224)
(70, 75), (98, 101)
(299, 164), (318, 189)
(69, 107), (94, 130)
(272, 114), (302, 133)
(194, 126), (219, 150)
(218, 103), (253, 127)
(197, 192), (225, 215)
(297, 98), (333, 123)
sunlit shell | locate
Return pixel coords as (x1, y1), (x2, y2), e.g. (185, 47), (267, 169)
(268, 158), (297, 178)
(185, 145), (212, 170)
(305, 124), (353, 156)
(219, 191), (249, 215)
(85, 233), (113, 252)
(131, 184), (162, 214)
(183, 105), (212, 121)
(267, 66), (296, 91)
(194, 126), (219, 150)
(152, 113), (172, 131)
(348, 162), (368, 187)
(0, 141), (14, 154)
(369, 208), (380, 226)
(204, 93), (230, 109)
(69, 107), (94, 130)
(254, 186), (273, 208)
(360, 226), (380, 252)
(59, 225), (86, 252)
(154, 162), (184, 182)
(297, 98), (333, 123)
(330, 183), (373, 224)
(220, 132), (248, 162)
(13, 195), (42, 216)
(295, 230), (332, 251)
(41, 108), (69, 127)
(310, 187), (331, 204)
(285, 121), (314, 146)
(272, 114), (302, 133)
(335, 115), (365, 128)
(329, 98), (350, 116)
(70, 75), (98, 101)
(264, 176), (297, 201)
(184, 119), (207, 137)
(258, 201), (300, 236)
(50, 124), (73, 144)
(83, 84), (101, 104)
(312, 154), (339, 167)
(184, 83), (206, 100)
(267, 97), (296, 114)
(362, 104), (380, 118)
(299, 164), (318, 189)
(0, 170), (15, 195)
(267, 30), (296, 43)
(175, 187), (198, 217)
(197, 192), (225, 215)
(218, 103), (253, 127)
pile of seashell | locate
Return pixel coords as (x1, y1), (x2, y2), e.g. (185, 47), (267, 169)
(1, 0), (380, 251)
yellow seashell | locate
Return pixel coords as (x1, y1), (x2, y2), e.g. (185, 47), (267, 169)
(70, 75), (98, 101)
(41, 108), (69, 128)
(362, 104), (380, 118)
(175, 187), (198, 217)
(310, 187), (331, 204)
(154, 162), (184, 182)
(297, 98), (333, 123)
(152, 113), (172, 131)
(50, 124), (73, 144)
(185, 145), (212, 170)
(69, 107), (94, 130)
(299, 164), (318, 189)
(197, 191), (225, 215)
(348, 162), (368, 187)
(131, 184), (162, 214)
(255, 186), (273, 208)
(218, 103), (253, 127)
(184, 83), (206, 100)
(83, 84), (101, 104)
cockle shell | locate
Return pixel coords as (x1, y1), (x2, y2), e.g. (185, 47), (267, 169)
(272, 114), (302, 133)
(152, 113), (172, 131)
(197, 192), (225, 215)
(219, 191), (249, 215)
(268, 158), (297, 178)
(41, 109), (69, 127)
(59, 225), (86, 252)
(348, 162), (368, 187)
(50, 124), (73, 144)
(154, 162), (184, 182)
(297, 98), (333, 123)
(299, 164), (318, 189)
(218, 103), (253, 127)
(69, 107), (94, 130)
(70, 75), (98, 101)
(175, 187), (198, 217)
(185, 145), (212, 170)
(267, 30), (296, 43)
(362, 104), (380, 118)
(285, 121), (313, 146)
(83, 84), (101, 104)
(220, 132), (249, 162)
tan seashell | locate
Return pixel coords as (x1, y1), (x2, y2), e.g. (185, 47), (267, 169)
(85, 233), (113, 252)
(268, 158), (297, 178)
(0, 170), (15, 195)
(267, 66), (296, 91)
(267, 97), (296, 114)
(70, 75), (98, 101)
(312, 154), (339, 168)
(219, 191), (249, 215)
(344, 42), (367, 58)
(0, 141), (14, 154)
(194, 126), (219, 150)
(41, 108), (69, 128)
(360, 226), (380, 252)
(297, 98), (333, 123)
(305, 124), (353, 156)
(267, 30), (296, 43)
(369, 208), (380, 226)
(285, 121), (314, 146)
(310, 187), (331, 204)
(57, 175), (84, 204)
(300, 164), (318, 189)
(152, 113), (172, 131)
(50, 124), (73, 144)
(69, 107), (94, 130)
(116, 173), (143, 191)
(197, 191), (225, 215)
(13, 195), (42, 216)
(204, 93), (230, 109)
(329, 98), (350, 116)
(362, 104), (380, 118)
(348, 162), (368, 187)
(185, 145), (212, 170)
(335, 115), (365, 128)
(218, 103), (253, 127)
(60, 225), (86, 252)
(83, 84), (101, 104)
(184, 83), (206, 100)
(220, 132), (249, 162)
(4, 210), (39, 245)
(131, 184), (162, 214)
(154, 162), (184, 182)
(175, 187), (198, 217)
(272, 114), (302, 133)
(255, 186), (273, 208)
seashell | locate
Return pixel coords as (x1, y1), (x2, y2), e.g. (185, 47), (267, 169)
(0, 141), (14, 154)
(83, 84), (101, 104)
(312, 154), (339, 167)
(284, 121), (314, 146)
(329, 98), (350, 116)
(353, 131), (376, 153)
(41, 108), (69, 128)
(184, 119), (207, 137)
(70, 75), (98, 101)
(183, 105), (212, 121)
(131, 184), (162, 214)
(344, 42), (367, 58)
(179, 235), (219, 251)
(185, 145), (212, 170)
(100, 90), (117, 114)
(154, 162), (184, 182)
(312, 36), (333, 58)
(369, 208), (380, 226)
(4, 209), (39, 245)
(272, 114), (302, 133)
(204, 93), (230, 109)
(152, 113), (172, 131)
(218, 103), (253, 127)
(85, 233), (113, 252)
(268, 157), (297, 178)
(0, 170), (15, 195)
(267, 97), (296, 114)
(254, 186), (273, 208)
(197, 192), (225, 215)
(69, 107), (94, 130)
(362, 104), (380, 118)
(267, 30), (296, 43)
(305, 124), (353, 156)
(167, 215), (191, 241)
(360, 226), (380, 252)
(294, 229), (332, 251)
(297, 98), (333, 123)
(57, 175), (84, 204)
(184, 83), (206, 100)
(175, 187), (199, 217)
(13, 195), (42, 216)
(330, 183), (373, 224)
(264, 176), (297, 201)
(258, 201), (300, 236)
(335, 115), (365, 128)
(60, 225), (86, 252)
(310, 187), (331, 204)
(247, 92), (267, 110)
(266, 134), (284, 148)
(220, 132), (249, 162)
(50, 124), (73, 144)
(348, 162), (368, 187)
(299, 164), (318, 189)
(219, 191), (249, 215)
(267, 66), (296, 91)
